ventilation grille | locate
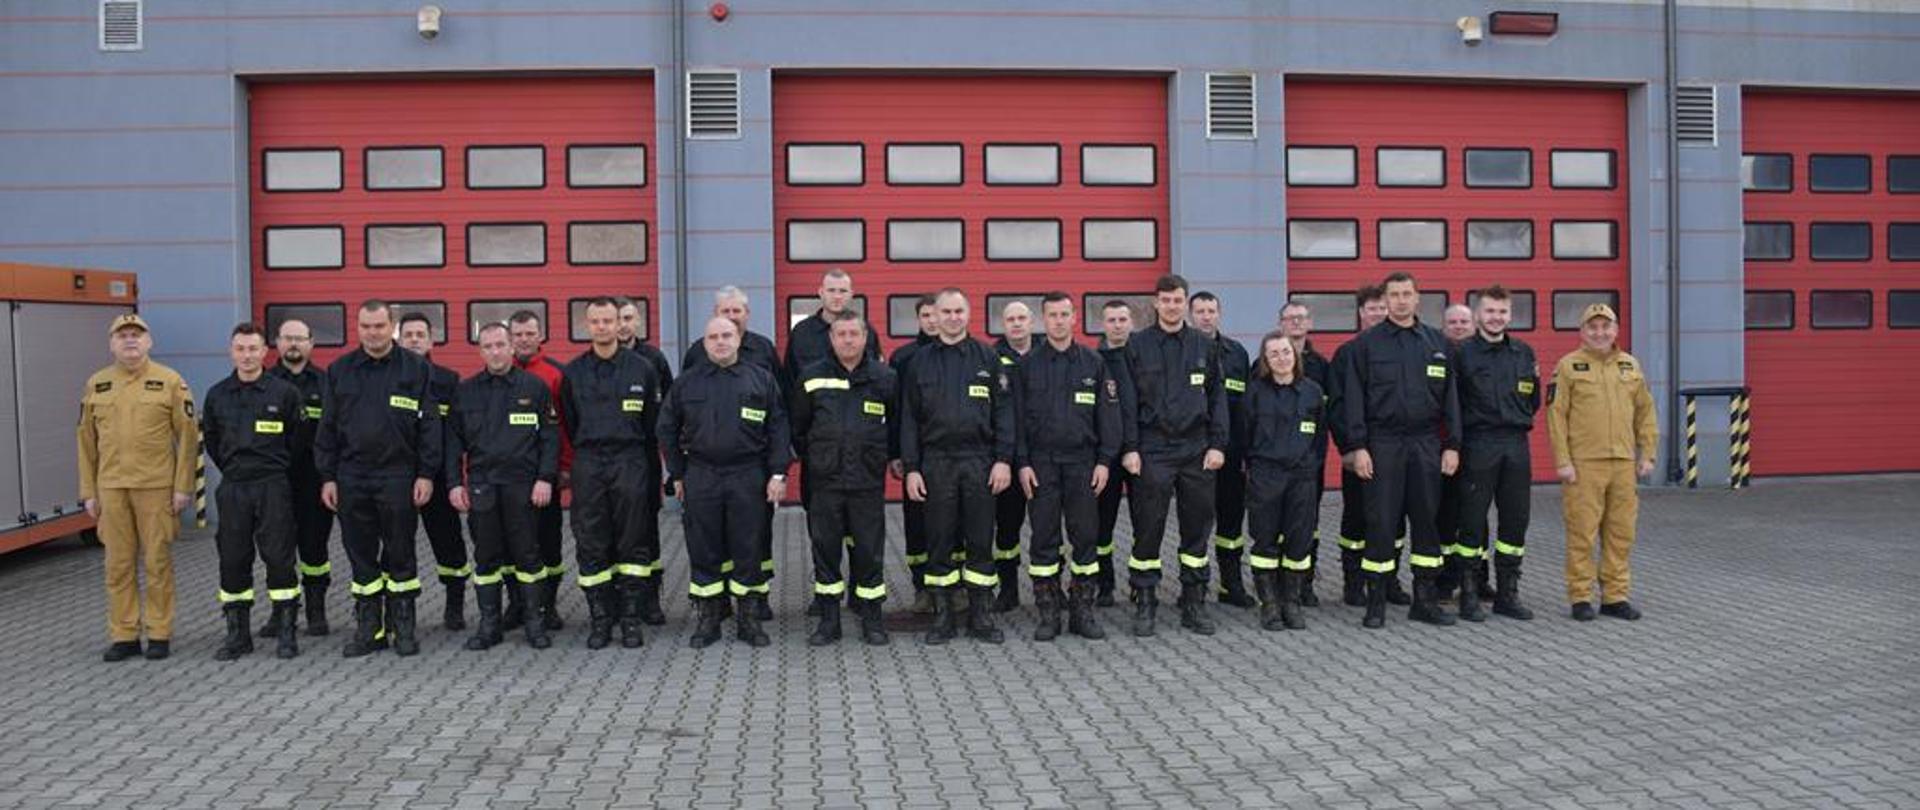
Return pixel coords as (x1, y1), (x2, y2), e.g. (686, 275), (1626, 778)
(1206, 72), (1256, 140)
(687, 70), (742, 140)
(99, 0), (142, 51)
(1675, 85), (1718, 147)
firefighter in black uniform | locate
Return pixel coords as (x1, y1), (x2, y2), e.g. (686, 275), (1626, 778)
(1015, 293), (1121, 641)
(1190, 291), (1255, 609)
(900, 288), (1017, 645)
(1119, 275), (1229, 637)
(682, 286), (783, 619)
(316, 300), (441, 658)
(783, 272), (881, 616)
(661, 316), (792, 648)
(888, 295), (940, 613)
(617, 296), (673, 625)
(1093, 300), (1139, 608)
(1278, 300), (1331, 607)
(561, 298), (663, 650)
(790, 311), (894, 646)
(446, 322), (561, 650)
(267, 318), (334, 637)
(1452, 286), (1539, 621)
(203, 322), (307, 660)
(1334, 272), (1464, 629)
(1433, 304), (1477, 603)
(399, 312), (472, 632)
(1239, 330), (1325, 632)
(990, 301), (1036, 613)
(1327, 286), (1407, 608)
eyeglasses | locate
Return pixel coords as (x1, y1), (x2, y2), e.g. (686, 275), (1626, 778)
(282, 335), (313, 343)
(1280, 314), (1311, 322)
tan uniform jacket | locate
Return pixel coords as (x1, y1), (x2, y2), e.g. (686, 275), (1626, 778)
(77, 360), (200, 499)
(1546, 346), (1658, 467)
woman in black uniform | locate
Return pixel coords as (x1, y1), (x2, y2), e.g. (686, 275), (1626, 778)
(1239, 330), (1326, 631)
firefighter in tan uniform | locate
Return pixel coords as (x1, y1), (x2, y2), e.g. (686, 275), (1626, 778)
(78, 314), (201, 662)
(1546, 303), (1658, 622)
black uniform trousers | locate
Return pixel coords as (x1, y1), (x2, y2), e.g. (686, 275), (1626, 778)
(1437, 470), (1465, 553)
(903, 498), (929, 590)
(1024, 459), (1101, 581)
(570, 449), (656, 591)
(534, 500), (565, 580)
(1214, 460), (1247, 547)
(466, 481), (543, 586)
(807, 487), (886, 600)
(288, 466), (333, 585)
(919, 454), (997, 589)
(1246, 464), (1319, 573)
(215, 477), (298, 601)
(1361, 434), (1445, 577)
(1459, 432), (1532, 563)
(1127, 450), (1216, 590)
(993, 487), (1026, 567)
(421, 480), (470, 584)
(1340, 468), (1407, 558)
(683, 462), (770, 598)
(337, 475), (421, 597)
(1096, 471), (1131, 562)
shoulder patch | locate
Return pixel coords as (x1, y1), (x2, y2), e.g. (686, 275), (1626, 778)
(1572, 362), (1590, 372)
(94, 381), (112, 393)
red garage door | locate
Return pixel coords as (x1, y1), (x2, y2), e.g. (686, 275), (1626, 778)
(1284, 79), (1631, 483)
(771, 75), (1170, 351)
(1741, 91), (1920, 476)
(248, 76), (657, 375)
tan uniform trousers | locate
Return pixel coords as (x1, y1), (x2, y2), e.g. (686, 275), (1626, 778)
(1560, 458), (1638, 604)
(99, 488), (179, 642)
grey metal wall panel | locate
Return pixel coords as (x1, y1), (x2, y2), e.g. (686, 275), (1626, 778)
(13, 303), (133, 521)
(0, 306), (21, 529)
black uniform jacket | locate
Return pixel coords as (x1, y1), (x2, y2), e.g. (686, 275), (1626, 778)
(898, 336), (1016, 473)
(1455, 334), (1541, 436)
(1015, 339), (1122, 468)
(445, 366), (561, 487)
(1122, 324), (1228, 457)
(791, 356), (896, 492)
(316, 346), (440, 482)
(1332, 318), (1463, 453)
(1240, 375), (1327, 472)
(658, 359), (793, 478)
(203, 372), (305, 483)
(561, 346), (662, 454)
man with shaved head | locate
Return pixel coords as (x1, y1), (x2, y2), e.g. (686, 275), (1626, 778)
(988, 299), (1036, 613)
(682, 286), (783, 616)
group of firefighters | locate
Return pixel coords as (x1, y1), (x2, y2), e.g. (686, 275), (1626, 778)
(76, 268), (1658, 662)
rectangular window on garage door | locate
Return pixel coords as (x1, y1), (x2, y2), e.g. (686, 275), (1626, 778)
(786, 295), (866, 330)
(466, 146), (545, 190)
(984, 144), (1060, 186)
(366, 224), (446, 269)
(470, 300), (546, 343)
(365, 147), (444, 191)
(467, 223), (547, 267)
(1286, 146), (1357, 187)
(1743, 222), (1793, 261)
(1891, 224), (1920, 261)
(572, 297), (648, 341)
(1892, 157), (1920, 194)
(787, 220), (865, 263)
(1081, 145), (1156, 186)
(1889, 291), (1920, 328)
(886, 220), (964, 262)
(391, 301), (448, 344)
(887, 295), (923, 338)
(568, 221), (648, 266)
(1551, 291), (1619, 331)
(264, 226), (345, 270)
(1743, 291), (1794, 330)
(568, 144), (647, 188)
(262, 148), (343, 192)
(1288, 219), (1359, 260)
(1375, 147), (1445, 188)
(1741, 153), (1792, 192)
(1468, 289), (1535, 332)
(1464, 148), (1532, 188)
(1285, 293), (1358, 333)
(1809, 290), (1871, 329)
(784, 143), (864, 186)
(1809, 154), (1870, 193)
(265, 303), (347, 347)
(1810, 223), (1871, 261)
(1082, 293), (1154, 337)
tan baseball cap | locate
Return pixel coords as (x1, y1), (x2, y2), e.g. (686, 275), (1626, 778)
(1581, 303), (1618, 324)
(108, 313), (150, 335)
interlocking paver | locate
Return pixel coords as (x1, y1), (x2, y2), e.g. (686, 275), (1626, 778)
(1, 477), (1917, 808)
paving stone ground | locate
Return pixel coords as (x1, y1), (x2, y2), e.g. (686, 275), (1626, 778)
(1, 475), (1916, 809)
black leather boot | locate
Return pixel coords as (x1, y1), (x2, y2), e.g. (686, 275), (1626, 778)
(1298, 560), (1320, 607)
(1216, 549), (1257, 608)
(858, 597), (889, 646)
(1435, 560), (1460, 603)
(502, 575), (526, 631)
(215, 603), (253, 661)
(1095, 554), (1117, 607)
(520, 580), (552, 648)
(1340, 550), (1366, 607)
(1455, 559), (1488, 623)
(272, 600), (300, 659)
(966, 585), (1004, 644)
(1130, 588), (1158, 637)
(255, 597), (281, 638)
(1177, 583), (1217, 635)
(1362, 576), (1387, 630)
(688, 597), (724, 648)
(736, 595), (771, 647)
(753, 590), (773, 621)
(1492, 561), (1534, 621)
(541, 576), (565, 630)
(808, 595), (842, 646)
(637, 577), (665, 626)
(923, 589), (958, 646)
(1385, 572), (1412, 606)
(585, 587), (615, 650)
(342, 594), (387, 657)
(1253, 570), (1283, 631)
(1407, 571), (1457, 627)
(1067, 580), (1105, 640)
(993, 559), (1021, 613)
(1278, 572), (1306, 630)
(466, 583), (503, 651)
(302, 579), (330, 636)
(388, 596), (420, 656)
(1475, 559), (1497, 601)
(442, 579), (466, 631)
(1031, 580), (1062, 642)
(619, 581), (646, 649)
